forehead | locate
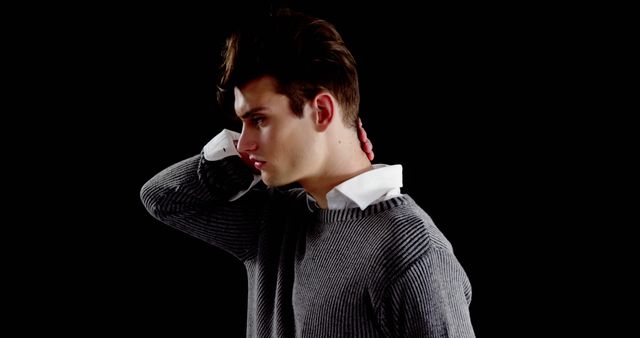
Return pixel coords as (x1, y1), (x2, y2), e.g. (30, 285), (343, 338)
(233, 76), (277, 101)
(234, 76), (280, 111)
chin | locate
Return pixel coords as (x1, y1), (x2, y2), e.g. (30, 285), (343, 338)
(261, 173), (295, 188)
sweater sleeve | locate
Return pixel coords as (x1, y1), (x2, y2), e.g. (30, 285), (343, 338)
(140, 152), (267, 261)
(376, 248), (475, 338)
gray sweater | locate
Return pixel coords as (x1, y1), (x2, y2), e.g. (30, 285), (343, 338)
(140, 154), (474, 337)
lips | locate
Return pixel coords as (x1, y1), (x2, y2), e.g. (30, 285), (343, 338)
(253, 160), (266, 170)
(249, 156), (266, 170)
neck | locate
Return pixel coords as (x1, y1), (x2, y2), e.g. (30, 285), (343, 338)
(299, 130), (372, 209)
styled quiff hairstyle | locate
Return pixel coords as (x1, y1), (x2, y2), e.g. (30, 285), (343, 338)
(217, 9), (360, 127)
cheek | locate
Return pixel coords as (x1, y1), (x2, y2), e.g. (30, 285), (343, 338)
(290, 133), (318, 168)
(276, 128), (311, 164)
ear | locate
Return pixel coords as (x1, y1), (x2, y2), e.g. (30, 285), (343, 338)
(311, 92), (335, 132)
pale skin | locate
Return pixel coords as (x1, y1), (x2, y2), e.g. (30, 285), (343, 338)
(234, 75), (373, 208)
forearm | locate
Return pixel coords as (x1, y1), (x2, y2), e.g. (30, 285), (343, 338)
(140, 153), (265, 261)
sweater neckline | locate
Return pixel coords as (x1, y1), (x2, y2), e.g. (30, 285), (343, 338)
(314, 195), (414, 223)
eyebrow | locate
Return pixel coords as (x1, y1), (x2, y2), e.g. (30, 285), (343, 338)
(239, 106), (268, 120)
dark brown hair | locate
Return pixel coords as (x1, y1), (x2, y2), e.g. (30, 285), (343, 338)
(217, 9), (360, 127)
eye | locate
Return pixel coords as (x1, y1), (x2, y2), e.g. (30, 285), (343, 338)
(252, 116), (266, 126)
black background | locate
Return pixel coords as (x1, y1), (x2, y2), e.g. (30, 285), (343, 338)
(14, 1), (630, 336)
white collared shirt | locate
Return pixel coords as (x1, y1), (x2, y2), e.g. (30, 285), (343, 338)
(323, 164), (403, 210)
(203, 129), (403, 209)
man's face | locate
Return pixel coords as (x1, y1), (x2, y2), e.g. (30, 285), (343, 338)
(234, 76), (320, 187)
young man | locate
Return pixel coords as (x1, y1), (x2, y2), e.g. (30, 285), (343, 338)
(141, 10), (474, 337)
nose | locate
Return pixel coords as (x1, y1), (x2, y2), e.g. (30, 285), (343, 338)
(237, 125), (258, 153)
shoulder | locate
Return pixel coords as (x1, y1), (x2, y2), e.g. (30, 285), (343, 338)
(364, 195), (456, 284)
(367, 195), (454, 256)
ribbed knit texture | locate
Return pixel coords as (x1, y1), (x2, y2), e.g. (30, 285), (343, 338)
(141, 154), (474, 337)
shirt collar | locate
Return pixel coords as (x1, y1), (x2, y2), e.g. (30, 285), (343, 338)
(323, 164), (403, 210)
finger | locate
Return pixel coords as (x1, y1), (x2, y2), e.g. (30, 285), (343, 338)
(362, 139), (372, 152)
(362, 141), (374, 160)
(365, 145), (374, 161)
(357, 117), (374, 160)
(358, 126), (367, 141)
